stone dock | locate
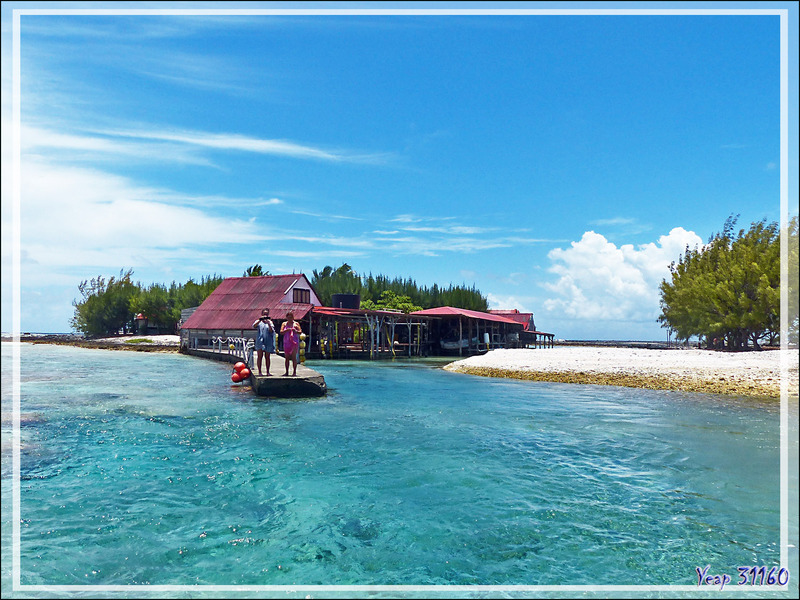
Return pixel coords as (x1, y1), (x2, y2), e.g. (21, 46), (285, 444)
(248, 363), (327, 398)
(182, 348), (327, 398)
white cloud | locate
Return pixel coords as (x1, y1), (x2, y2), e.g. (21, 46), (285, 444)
(21, 125), (215, 167)
(19, 159), (266, 273)
(290, 209), (363, 221)
(589, 217), (636, 226)
(368, 216), (564, 256)
(94, 127), (392, 165)
(389, 214), (456, 224)
(270, 250), (368, 259)
(486, 292), (534, 315)
(587, 216), (652, 236)
(542, 228), (703, 323)
(22, 123), (393, 167)
(401, 225), (490, 235)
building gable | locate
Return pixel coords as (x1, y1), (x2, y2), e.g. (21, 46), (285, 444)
(181, 274), (320, 331)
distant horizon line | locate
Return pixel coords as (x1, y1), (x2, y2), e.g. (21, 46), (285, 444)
(2, 332), (678, 343)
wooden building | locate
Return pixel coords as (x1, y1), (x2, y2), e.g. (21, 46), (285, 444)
(410, 306), (526, 356)
(179, 273), (554, 360)
(308, 306), (435, 359)
(489, 309), (555, 348)
(180, 274), (321, 351)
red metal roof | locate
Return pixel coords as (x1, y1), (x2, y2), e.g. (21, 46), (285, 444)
(488, 309), (534, 331)
(181, 275), (317, 331)
(312, 306), (434, 320)
(411, 306), (523, 326)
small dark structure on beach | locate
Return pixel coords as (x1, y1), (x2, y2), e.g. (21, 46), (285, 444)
(330, 293), (361, 309)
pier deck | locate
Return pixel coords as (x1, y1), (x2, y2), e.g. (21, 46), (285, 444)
(248, 362), (327, 398)
(183, 348), (326, 398)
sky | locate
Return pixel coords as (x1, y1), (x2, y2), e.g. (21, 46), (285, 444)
(1, 1), (798, 340)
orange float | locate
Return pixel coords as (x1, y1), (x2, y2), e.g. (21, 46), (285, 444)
(231, 372), (242, 383)
(239, 368), (251, 379)
(233, 362), (247, 373)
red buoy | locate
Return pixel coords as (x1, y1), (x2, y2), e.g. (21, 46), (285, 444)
(231, 372), (242, 383)
(233, 362), (247, 373)
(239, 368), (251, 379)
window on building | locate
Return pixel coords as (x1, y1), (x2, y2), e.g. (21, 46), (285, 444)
(293, 288), (311, 304)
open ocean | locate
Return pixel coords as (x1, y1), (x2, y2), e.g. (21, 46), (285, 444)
(1, 342), (797, 597)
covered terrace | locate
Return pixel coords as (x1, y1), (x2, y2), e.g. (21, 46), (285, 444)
(309, 306), (435, 359)
(411, 306), (527, 356)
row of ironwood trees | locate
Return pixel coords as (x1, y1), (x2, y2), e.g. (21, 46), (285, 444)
(70, 264), (488, 337)
(70, 270), (225, 337)
(309, 264), (488, 313)
(658, 216), (798, 350)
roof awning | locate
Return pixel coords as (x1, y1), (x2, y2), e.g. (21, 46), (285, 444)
(411, 306), (523, 325)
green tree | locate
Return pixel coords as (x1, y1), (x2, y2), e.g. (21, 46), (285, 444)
(70, 269), (139, 336)
(658, 217), (781, 350)
(312, 263), (488, 311)
(311, 263), (362, 306)
(244, 264), (269, 277)
(130, 284), (177, 332)
(172, 275), (224, 310)
(361, 290), (423, 313)
(71, 271), (224, 336)
(788, 215), (799, 345)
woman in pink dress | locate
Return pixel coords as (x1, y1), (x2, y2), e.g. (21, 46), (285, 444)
(280, 311), (302, 376)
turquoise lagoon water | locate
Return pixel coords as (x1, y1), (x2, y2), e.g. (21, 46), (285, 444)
(1, 342), (796, 592)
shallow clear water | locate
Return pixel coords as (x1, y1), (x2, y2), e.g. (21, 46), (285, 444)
(1, 343), (795, 591)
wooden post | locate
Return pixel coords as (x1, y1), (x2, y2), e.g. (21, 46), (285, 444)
(366, 315), (374, 359)
(388, 317), (397, 357)
(459, 318), (463, 357)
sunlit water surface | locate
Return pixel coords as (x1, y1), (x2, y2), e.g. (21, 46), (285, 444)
(1, 343), (795, 593)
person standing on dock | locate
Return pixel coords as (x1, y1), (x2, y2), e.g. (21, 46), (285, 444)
(252, 309), (275, 376)
(280, 311), (302, 377)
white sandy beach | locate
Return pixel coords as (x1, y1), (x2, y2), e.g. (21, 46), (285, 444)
(93, 334), (181, 346)
(10, 335), (798, 398)
(444, 346), (799, 398)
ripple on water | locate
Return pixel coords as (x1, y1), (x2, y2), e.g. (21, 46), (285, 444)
(6, 345), (790, 588)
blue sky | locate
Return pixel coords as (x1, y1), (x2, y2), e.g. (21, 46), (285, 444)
(2, 2), (797, 340)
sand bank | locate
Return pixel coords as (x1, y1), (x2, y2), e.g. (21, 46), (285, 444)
(444, 346), (799, 399)
(93, 334), (180, 346)
(7, 333), (181, 352)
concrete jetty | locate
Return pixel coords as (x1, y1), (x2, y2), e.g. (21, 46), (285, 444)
(248, 361), (327, 398)
(182, 347), (327, 398)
